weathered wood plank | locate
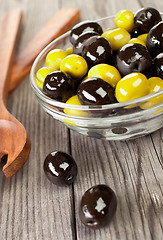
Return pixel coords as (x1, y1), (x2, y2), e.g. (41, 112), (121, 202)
(70, 132), (162, 240)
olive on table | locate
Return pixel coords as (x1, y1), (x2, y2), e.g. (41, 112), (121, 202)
(116, 43), (152, 76)
(79, 184), (117, 229)
(44, 151), (78, 186)
(115, 72), (149, 102)
(77, 77), (116, 105)
(70, 21), (103, 45)
(134, 7), (162, 35)
(43, 70), (72, 102)
(82, 35), (112, 67)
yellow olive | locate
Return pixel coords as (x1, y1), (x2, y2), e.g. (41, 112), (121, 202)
(137, 33), (148, 44)
(128, 38), (146, 47)
(88, 63), (121, 88)
(36, 66), (55, 89)
(115, 10), (134, 32)
(35, 78), (43, 89)
(60, 54), (88, 79)
(64, 95), (89, 117)
(141, 77), (163, 109)
(65, 47), (73, 55)
(46, 49), (68, 70)
(101, 28), (114, 38)
(115, 72), (149, 102)
(103, 28), (131, 51)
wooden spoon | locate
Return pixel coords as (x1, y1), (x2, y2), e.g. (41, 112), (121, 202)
(0, 9), (31, 178)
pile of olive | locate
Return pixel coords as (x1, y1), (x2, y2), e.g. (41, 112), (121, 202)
(43, 150), (117, 229)
(36, 7), (163, 115)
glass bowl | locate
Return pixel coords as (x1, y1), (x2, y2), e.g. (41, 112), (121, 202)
(30, 15), (163, 141)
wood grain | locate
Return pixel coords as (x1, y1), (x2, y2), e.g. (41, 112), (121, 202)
(0, 0), (162, 239)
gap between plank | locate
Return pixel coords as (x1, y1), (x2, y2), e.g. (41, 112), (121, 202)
(150, 135), (163, 168)
(68, 128), (78, 240)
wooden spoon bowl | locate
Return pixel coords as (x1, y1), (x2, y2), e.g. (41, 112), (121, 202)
(0, 9), (31, 178)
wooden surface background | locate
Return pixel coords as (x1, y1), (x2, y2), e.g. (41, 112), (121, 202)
(0, 0), (163, 239)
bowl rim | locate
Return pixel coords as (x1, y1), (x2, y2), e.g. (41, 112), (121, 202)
(30, 14), (163, 111)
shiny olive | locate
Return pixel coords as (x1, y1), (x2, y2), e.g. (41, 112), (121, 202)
(140, 77), (163, 109)
(78, 77), (116, 105)
(88, 63), (121, 88)
(64, 95), (90, 117)
(103, 28), (131, 51)
(36, 66), (55, 89)
(70, 21), (103, 45)
(137, 33), (147, 44)
(79, 184), (117, 229)
(82, 35), (112, 67)
(46, 49), (68, 70)
(60, 54), (88, 80)
(115, 10), (134, 32)
(116, 43), (152, 76)
(65, 47), (73, 55)
(43, 71), (72, 102)
(44, 151), (78, 186)
(146, 21), (163, 58)
(128, 38), (146, 47)
(73, 31), (99, 55)
(153, 53), (163, 79)
(134, 7), (162, 35)
(101, 28), (114, 39)
(115, 72), (149, 102)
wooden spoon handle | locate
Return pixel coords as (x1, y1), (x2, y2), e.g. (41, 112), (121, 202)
(0, 9), (22, 113)
(8, 8), (80, 95)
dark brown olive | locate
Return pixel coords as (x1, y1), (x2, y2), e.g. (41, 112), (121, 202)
(116, 43), (152, 76)
(73, 31), (99, 55)
(79, 184), (117, 229)
(82, 36), (112, 67)
(134, 7), (162, 35)
(43, 71), (72, 102)
(70, 21), (103, 45)
(153, 53), (163, 79)
(146, 21), (163, 58)
(77, 77), (116, 105)
(43, 151), (78, 186)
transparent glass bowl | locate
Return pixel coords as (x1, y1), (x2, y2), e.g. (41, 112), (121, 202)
(30, 15), (163, 141)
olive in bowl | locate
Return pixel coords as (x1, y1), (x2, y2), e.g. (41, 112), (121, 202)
(116, 43), (152, 76)
(134, 7), (162, 35)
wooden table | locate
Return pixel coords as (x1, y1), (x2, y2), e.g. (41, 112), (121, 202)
(0, 0), (162, 239)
